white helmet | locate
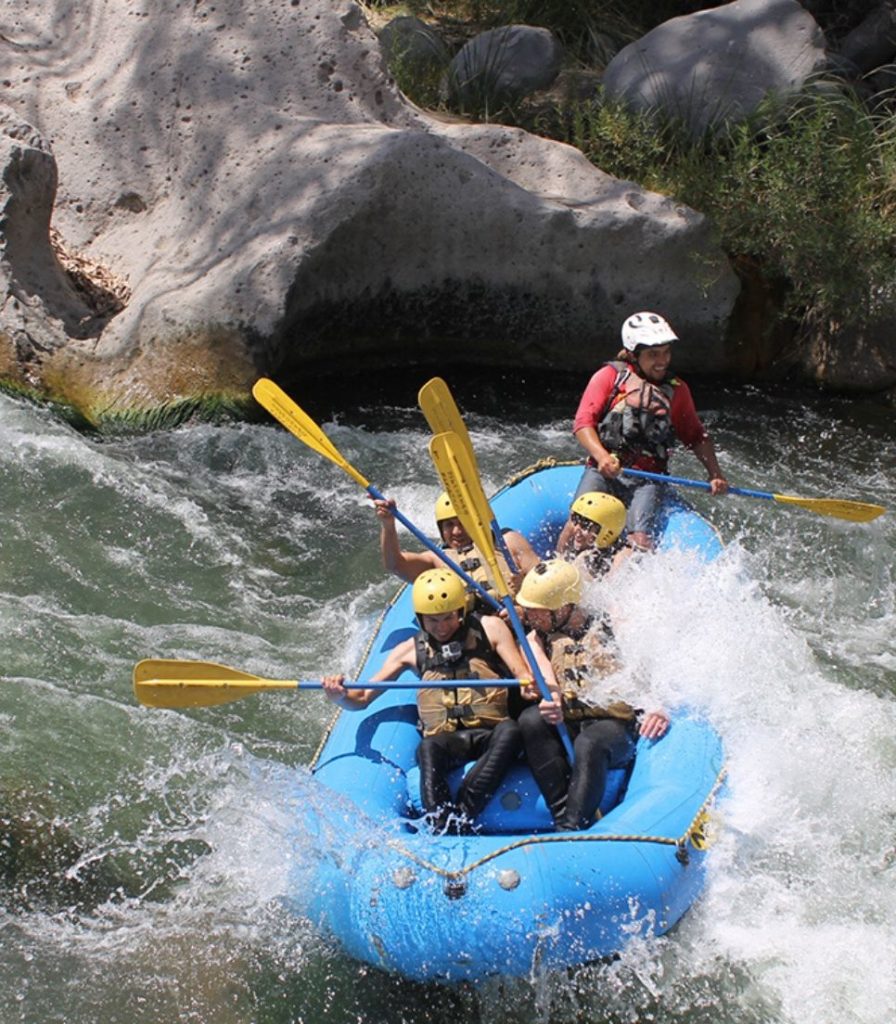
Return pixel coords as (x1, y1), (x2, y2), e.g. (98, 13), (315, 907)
(621, 312), (678, 352)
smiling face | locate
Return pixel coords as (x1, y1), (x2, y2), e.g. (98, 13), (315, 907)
(635, 343), (672, 383)
(438, 516), (472, 550)
(569, 512), (600, 553)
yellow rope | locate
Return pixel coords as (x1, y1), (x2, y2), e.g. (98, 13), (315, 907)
(502, 457), (581, 488)
(386, 765), (728, 882)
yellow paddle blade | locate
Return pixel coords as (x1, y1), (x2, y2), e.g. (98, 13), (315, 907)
(772, 494), (885, 522)
(428, 432), (511, 599)
(133, 659), (297, 709)
(418, 377), (478, 471)
(252, 378), (369, 489)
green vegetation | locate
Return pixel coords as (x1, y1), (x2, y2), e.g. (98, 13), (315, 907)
(549, 88), (896, 327)
(87, 393), (254, 434)
(387, 1), (690, 58)
(372, 2), (896, 330)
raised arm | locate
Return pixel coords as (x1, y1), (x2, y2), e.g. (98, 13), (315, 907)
(375, 498), (440, 582)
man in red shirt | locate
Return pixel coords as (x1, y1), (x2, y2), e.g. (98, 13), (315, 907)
(568, 311), (728, 551)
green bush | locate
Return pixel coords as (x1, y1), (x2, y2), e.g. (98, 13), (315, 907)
(378, 4), (896, 329)
(551, 87), (896, 326)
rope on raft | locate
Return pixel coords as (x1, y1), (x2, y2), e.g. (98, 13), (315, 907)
(386, 765), (728, 883)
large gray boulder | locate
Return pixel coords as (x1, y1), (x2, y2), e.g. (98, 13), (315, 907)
(0, 0), (739, 424)
(378, 15), (450, 77)
(445, 25), (564, 110)
(837, 3), (896, 76)
(0, 112), (95, 380)
(603, 0), (830, 138)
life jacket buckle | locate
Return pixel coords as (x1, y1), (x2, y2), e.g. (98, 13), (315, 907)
(446, 705), (473, 720)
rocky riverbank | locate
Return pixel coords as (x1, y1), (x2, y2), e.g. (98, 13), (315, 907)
(1, 0), (894, 428)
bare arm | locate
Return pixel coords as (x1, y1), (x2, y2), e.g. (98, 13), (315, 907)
(481, 615), (532, 683)
(523, 629), (557, 689)
(689, 437), (728, 495)
(523, 628), (564, 725)
(573, 426), (622, 478)
(321, 675), (380, 710)
(505, 530), (541, 575)
(375, 499), (441, 582)
(481, 615), (564, 723)
(322, 638), (417, 710)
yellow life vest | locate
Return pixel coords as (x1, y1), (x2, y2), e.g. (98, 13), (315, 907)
(546, 631), (634, 722)
(450, 540), (517, 613)
(414, 616), (509, 736)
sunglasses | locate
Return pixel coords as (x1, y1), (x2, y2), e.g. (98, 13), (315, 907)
(570, 512), (600, 532)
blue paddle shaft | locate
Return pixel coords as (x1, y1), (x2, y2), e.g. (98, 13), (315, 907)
(622, 467), (772, 501)
(320, 679), (521, 690)
(366, 484), (502, 611)
(501, 596), (576, 761)
(490, 518), (519, 574)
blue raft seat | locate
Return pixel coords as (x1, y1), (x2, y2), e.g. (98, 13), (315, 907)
(405, 757), (630, 833)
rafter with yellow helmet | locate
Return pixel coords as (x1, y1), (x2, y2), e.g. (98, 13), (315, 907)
(251, 378), (502, 612)
(427, 428), (576, 760)
(569, 491), (627, 549)
(418, 376), (521, 573)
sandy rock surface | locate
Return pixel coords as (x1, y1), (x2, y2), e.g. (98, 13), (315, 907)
(0, 0), (739, 423)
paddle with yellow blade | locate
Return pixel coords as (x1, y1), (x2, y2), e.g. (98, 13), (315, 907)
(418, 376), (519, 573)
(428, 431), (576, 760)
(251, 377), (501, 612)
(134, 659), (522, 710)
(622, 468), (885, 523)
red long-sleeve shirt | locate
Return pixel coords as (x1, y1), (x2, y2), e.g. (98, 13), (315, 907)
(573, 364), (708, 471)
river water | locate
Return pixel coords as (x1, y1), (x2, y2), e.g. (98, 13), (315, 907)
(1, 375), (894, 1024)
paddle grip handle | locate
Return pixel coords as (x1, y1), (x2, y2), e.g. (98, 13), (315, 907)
(366, 484), (503, 612)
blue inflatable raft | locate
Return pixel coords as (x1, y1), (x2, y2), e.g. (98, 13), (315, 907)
(294, 461), (726, 983)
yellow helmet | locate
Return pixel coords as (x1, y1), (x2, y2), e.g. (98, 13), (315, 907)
(434, 491), (457, 524)
(412, 568), (467, 616)
(570, 492), (626, 548)
(517, 560), (582, 611)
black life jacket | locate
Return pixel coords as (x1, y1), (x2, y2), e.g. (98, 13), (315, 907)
(597, 360), (680, 465)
